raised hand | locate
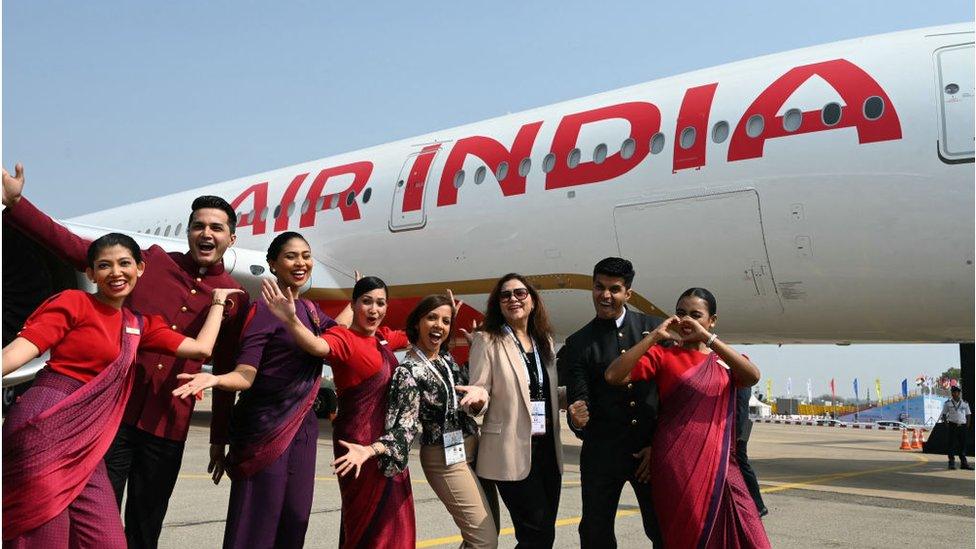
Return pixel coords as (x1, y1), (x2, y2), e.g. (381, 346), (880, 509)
(569, 400), (590, 429)
(261, 278), (297, 322)
(677, 316), (711, 343)
(446, 289), (464, 315)
(212, 288), (245, 305)
(458, 319), (480, 345)
(651, 316), (682, 344)
(456, 384), (488, 411)
(331, 440), (375, 478)
(172, 372), (219, 399)
(2, 163), (25, 207)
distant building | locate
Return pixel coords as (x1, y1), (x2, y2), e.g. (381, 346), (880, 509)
(776, 398), (801, 415)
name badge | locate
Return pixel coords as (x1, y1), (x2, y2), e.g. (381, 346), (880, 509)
(443, 429), (466, 466)
(125, 327), (141, 335)
(531, 400), (547, 436)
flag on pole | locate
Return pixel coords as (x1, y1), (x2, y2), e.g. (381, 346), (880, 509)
(875, 378), (882, 404)
(766, 379), (772, 402)
(830, 378), (836, 401)
(901, 379), (908, 398)
(853, 378), (859, 400)
(787, 377), (793, 397)
(806, 378), (813, 403)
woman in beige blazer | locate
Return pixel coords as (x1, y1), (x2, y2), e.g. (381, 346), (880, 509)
(468, 273), (564, 549)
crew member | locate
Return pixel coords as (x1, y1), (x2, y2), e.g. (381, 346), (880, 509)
(941, 386), (973, 470)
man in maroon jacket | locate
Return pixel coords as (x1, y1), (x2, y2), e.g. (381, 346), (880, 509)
(3, 164), (248, 549)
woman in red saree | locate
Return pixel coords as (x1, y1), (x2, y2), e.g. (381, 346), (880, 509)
(605, 287), (771, 549)
(1, 233), (241, 548)
(263, 275), (415, 549)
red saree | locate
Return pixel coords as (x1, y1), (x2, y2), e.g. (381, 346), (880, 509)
(650, 350), (771, 549)
(3, 310), (143, 540)
(333, 338), (415, 549)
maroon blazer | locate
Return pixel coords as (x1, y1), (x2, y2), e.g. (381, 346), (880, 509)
(3, 197), (248, 443)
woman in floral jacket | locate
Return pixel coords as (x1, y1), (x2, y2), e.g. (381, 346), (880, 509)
(333, 294), (497, 549)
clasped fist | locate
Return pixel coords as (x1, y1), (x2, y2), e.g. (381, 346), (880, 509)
(569, 399), (589, 429)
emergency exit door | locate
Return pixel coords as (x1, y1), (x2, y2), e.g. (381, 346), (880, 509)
(935, 43), (975, 162)
(389, 144), (442, 231)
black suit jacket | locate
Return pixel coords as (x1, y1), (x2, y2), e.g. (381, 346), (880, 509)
(558, 309), (661, 477)
(736, 386), (753, 443)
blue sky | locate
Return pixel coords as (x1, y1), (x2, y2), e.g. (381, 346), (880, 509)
(3, 2), (973, 398)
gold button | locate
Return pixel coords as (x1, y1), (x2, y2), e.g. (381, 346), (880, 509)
(171, 324), (178, 330)
(631, 419), (638, 425)
(195, 277), (202, 282)
(620, 349), (627, 354)
(627, 383), (633, 389)
(630, 401), (636, 407)
(190, 289), (197, 294)
(618, 332), (623, 338)
(181, 306), (188, 312)
(157, 363), (164, 370)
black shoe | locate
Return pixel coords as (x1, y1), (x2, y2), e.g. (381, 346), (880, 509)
(759, 507), (769, 518)
(961, 463), (974, 470)
(948, 462), (957, 470)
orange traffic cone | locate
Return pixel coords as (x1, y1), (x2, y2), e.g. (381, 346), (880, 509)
(911, 428), (923, 449)
(899, 429), (912, 450)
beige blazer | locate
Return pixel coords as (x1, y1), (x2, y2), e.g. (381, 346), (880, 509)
(468, 331), (565, 481)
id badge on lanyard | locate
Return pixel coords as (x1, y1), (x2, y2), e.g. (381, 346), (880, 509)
(531, 400), (547, 436)
(443, 429), (466, 465)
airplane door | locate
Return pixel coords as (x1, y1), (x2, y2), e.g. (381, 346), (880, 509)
(613, 190), (783, 326)
(935, 43), (975, 162)
(390, 144), (442, 231)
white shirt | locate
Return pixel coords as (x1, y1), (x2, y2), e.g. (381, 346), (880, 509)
(615, 309), (627, 329)
(942, 398), (971, 424)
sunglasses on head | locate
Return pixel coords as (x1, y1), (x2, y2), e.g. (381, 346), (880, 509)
(499, 287), (530, 302)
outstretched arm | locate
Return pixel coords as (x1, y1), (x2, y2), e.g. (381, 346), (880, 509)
(605, 317), (680, 385)
(173, 289), (245, 360)
(2, 338), (41, 376)
(262, 279), (331, 357)
(3, 164), (91, 270)
(172, 364), (258, 399)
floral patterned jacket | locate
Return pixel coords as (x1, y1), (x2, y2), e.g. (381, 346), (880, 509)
(377, 348), (479, 476)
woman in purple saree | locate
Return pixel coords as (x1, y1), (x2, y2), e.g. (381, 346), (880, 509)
(606, 287), (771, 549)
(174, 232), (346, 548)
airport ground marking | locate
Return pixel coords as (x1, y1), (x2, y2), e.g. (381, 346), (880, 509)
(759, 454), (929, 495)
(416, 509), (641, 547)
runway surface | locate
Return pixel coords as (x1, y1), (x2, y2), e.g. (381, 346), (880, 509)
(156, 403), (973, 548)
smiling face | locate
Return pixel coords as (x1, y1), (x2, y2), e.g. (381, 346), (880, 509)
(268, 237), (312, 290)
(352, 288), (388, 335)
(674, 295), (716, 338)
(499, 279), (533, 325)
(416, 304), (453, 355)
(86, 244), (145, 305)
(187, 207), (236, 267)
(592, 273), (632, 320)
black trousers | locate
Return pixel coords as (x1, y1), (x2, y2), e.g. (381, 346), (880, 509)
(578, 467), (661, 548)
(104, 423), (186, 549)
(494, 436), (561, 549)
(947, 423), (970, 465)
(735, 437), (766, 513)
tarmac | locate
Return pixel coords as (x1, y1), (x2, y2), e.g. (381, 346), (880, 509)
(151, 394), (975, 548)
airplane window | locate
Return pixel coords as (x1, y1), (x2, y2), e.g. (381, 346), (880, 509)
(746, 115), (765, 138)
(593, 143), (608, 164)
(568, 148), (581, 168)
(317, 197), (327, 210)
(712, 121), (729, 143)
(287, 202), (296, 217)
(495, 161), (509, 182)
(822, 102), (842, 126)
(273, 205), (282, 219)
(164, 225), (172, 237)
(679, 127), (696, 150)
(329, 195), (339, 209)
(783, 109), (802, 132)
(620, 138), (636, 159)
(260, 207), (269, 221)
(863, 96), (884, 120)
(518, 157), (531, 177)
(154, 227), (161, 235)
(474, 166), (487, 185)
(175, 223), (182, 235)
(362, 188), (373, 203)
(345, 191), (356, 207)
(650, 133), (665, 154)
(453, 170), (465, 189)
(145, 228), (151, 234)
(542, 153), (556, 173)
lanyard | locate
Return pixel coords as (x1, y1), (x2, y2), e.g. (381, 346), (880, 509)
(411, 346), (458, 424)
(504, 325), (544, 399)
(952, 399), (962, 412)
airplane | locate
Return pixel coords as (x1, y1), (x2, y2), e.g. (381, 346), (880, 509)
(3, 23), (974, 396)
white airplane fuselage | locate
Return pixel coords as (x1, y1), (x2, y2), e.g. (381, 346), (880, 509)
(68, 23), (975, 345)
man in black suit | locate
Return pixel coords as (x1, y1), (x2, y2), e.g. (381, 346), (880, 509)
(736, 387), (768, 516)
(558, 257), (663, 548)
